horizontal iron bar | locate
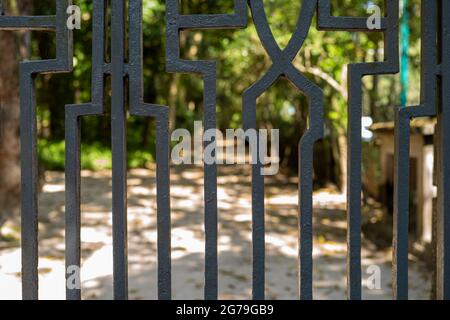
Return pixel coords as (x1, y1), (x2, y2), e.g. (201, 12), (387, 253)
(0, 15), (56, 30)
(178, 13), (246, 29)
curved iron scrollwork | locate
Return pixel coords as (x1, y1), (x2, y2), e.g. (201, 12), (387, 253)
(1, 0), (449, 300)
(243, 0), (323, 301)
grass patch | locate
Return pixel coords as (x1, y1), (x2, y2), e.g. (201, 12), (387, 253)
(38, 139), (154, 170)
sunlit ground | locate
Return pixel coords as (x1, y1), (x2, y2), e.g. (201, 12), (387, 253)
(0, 165), (431, 300)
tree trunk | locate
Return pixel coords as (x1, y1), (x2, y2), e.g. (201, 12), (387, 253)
(0, 0), (32, 227)
(337, 129), (348, 194)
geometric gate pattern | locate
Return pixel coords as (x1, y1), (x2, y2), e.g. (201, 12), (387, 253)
(0, 0), (449, 300)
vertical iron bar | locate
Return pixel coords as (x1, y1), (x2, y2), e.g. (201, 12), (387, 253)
(318, 0), (400, 300)
(65, 0), (105, 300)
(243, 85), (266, 300)
(346, 65), (362, 300)
(252, 150), (265, 300)
(391, 0), (438, 300)
(393, 110), (411, 300)
(299, 138), (314, 300)
(20, 69), (38, 300)
(156, 115), (172, 300)
(293, 67), (324, 300)
(14, 0), (73, 300)
(65, 112), (82, 300)
(203, 73), (218, 300)
(128, 0), (172, 299)
(165, 0), (247, 300)
(111, 0), (128, 300)
(437, 0), (450, 300)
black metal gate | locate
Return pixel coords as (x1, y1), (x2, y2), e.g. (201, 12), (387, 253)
(0, 0), (449, 300)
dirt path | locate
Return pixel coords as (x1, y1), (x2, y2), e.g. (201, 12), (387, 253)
(0, 166), (431, 299)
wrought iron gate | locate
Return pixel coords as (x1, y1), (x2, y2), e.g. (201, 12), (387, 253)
(0, 0), (449, 300)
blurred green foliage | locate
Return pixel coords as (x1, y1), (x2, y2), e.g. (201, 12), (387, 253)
(31, 0), (421, 186)
(38, 139), (154, 170)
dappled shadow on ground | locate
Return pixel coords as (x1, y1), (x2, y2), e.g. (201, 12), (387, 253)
(0, 165), (431, 299)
